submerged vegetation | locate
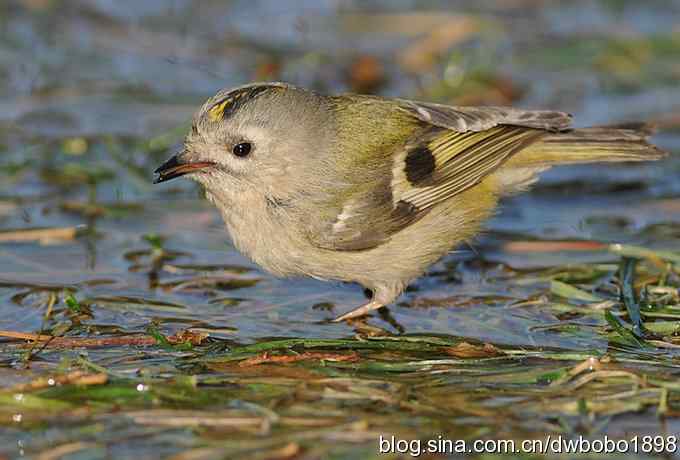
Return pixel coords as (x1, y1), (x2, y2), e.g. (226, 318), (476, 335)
(1, 0), (680, 458)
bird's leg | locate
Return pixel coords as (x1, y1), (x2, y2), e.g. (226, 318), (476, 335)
(332, 284), (402, 322)
(332, 300), (384, 322)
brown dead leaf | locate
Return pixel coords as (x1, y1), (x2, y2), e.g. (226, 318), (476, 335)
(36, 442), (98, 460)
(210, 362), (323, 380)
(503, 240), (607, 253)
(0, 226), (78, 244)
(9, 371), (107, 392)
(340, 13), (481, 74)
(341, 13), (473, 37)
(452, 75), (524, 106)
(348, 55), (385, 93)
(398, 17), (480, 73)
(444, 342), (505, 358)
(128, 410), (267, 429)
(238, 351), (360, 367)
(262, 442), (300, 460)
(169, 329), (209, 346)
(0, 328), (206, 348)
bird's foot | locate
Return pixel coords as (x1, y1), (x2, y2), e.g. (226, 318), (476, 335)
(332, 300), (384, 322)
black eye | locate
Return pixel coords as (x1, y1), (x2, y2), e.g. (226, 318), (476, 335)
(232, 142), (252, 157)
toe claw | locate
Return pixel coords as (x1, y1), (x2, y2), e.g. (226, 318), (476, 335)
(332, 311), (366, 322)
(331, 300), (383, 322)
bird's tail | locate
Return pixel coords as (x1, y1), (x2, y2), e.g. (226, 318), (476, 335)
(512, 123), (667, 166)
(494, 123), (667, 194)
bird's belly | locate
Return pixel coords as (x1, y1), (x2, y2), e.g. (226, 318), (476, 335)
(219, 208), (306, 278)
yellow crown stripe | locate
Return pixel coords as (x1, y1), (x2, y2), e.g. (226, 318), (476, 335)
(208, 99), (232, 121)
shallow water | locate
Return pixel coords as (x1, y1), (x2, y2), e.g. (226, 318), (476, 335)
(1, 1), (680, 458)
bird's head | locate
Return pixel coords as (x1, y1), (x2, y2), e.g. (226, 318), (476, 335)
(154, 82), (331, 201)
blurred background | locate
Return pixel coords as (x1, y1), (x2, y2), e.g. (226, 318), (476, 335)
(1, 0), (679, 340)
(1, 1), (680, 458)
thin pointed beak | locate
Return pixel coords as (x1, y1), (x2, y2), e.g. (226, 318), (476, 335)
(153, 152), (215, 184)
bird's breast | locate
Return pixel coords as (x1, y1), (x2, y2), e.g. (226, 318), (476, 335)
(210, 190), (308, 278)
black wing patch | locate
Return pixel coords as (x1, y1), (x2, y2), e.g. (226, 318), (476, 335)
(404, 146), (436, 185)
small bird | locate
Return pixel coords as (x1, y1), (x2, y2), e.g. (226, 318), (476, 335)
(154, 82), (666, 322)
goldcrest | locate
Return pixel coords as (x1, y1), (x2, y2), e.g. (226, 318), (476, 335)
(155, 82), (666, 321)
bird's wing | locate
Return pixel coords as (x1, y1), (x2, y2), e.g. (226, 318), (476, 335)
(307, 100), (571, 251)
(397, 100), (572, 133)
